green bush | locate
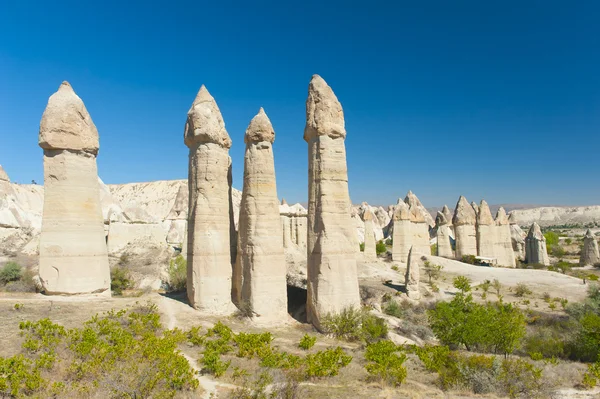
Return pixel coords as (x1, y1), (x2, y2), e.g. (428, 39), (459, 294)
(305, 347), (352, 378)
(233, 332), (273, 358)
(544, 231), (559, 250)
(0, 262), (22, 285)
(298, 334), (316, 350)
(428, 278), (526, 355)
(359, 242), (365, 252)
(461, 255), (477, 265)
(364, 340), (407, 386)
(110, 266), (132, 295)
(375, 240), (387, 255)
(514, 283), (532, 297)
(321, 307), (387, 343)
(423, 261), (443, 285)
(1, 303), (199, 398)
(167, 254), (187, 292)
(383, 300), (403, 318)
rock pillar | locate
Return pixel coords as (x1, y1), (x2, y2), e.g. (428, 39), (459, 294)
(580, 229), (600, 266)
(453, 196), (478, 260)
(525, 222), (550, 266)
(38, 82), (110, 295)
(494, 207), (516, 267)
(184, 85), (236, 313)
(304, 75), (360, 329)
(392, 199), (411, 262)
(476, 200), (496, 259)
(362, 208), (377, 260)
(435, 211), (454, 258)
(405, 246), (421, 300)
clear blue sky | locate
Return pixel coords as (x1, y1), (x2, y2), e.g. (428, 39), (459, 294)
(0, 1), (598, 207)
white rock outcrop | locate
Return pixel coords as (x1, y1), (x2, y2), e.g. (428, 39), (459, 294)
(435, 211), (454, 258)
(494, 207), (516, 268)
(509, 213), (526, 261)
(184, 85), (236, 313)
(37, 82), (110, 295)
(405, 246), (421, 300)
(392, 199), (411, 262)
(476, 200), (496, 259)
(580, 229), (600, 266)
(304, 75), (360, 329)
(525, 222), (550, 266)
(234, 108), (287, 321)
(453, 196), (477, 260)
(362, 208), (377, 260)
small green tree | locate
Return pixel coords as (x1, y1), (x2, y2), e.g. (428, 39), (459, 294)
(423, 261), (443, 285)
(168, 255), (187, 292)
(376, 240), (387, 255)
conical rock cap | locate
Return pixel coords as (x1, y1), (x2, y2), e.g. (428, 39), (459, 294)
(245, 108), (275, 144)
(184, 85), (231, 148)
(304, 75), (345, 142)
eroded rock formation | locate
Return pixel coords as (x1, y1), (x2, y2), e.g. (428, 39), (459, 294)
(476, 200), (495, 259)
(509, 213), (526, 261)
(234, 108), (287, 321)
(184, 85), (236, 313)
(38, 82), (110, 295)
(494, 207), (516, 267)
(405, 246), (421, 300)
(580, 229), (600, 266)
(453, 196), (477, 260)
(392, 199), (411, 262)
(525, 222), (550, 266)
(435, 211), (454, 258)
(304, 75), (360, 329)
(362, 208), (377, 260)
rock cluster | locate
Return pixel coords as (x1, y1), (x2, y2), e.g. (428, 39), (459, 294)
(304, 75), (360, 329)
(184, 86), (236, 313)
(580, 229), (600, 266)
(525, 222), (550, 266)
(233, 108), (287, 321)
(37, 82), (110, 295)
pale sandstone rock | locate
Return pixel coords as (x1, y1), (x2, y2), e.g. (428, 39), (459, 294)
(234, 108), (287, 321)
(509, 213), (526, 261)
(476, 200), (496, 259)
(580, 229), (600, 266)
(38, 82), (110, 295)
(435, 211), (454, 258)
(362, 208), (377, 260)
(392, 199), (411, 262)
(0, 166), (9, 182)
(453, 196), (477, 260)
(404, 190), (435, 227)
(442, 205), (453, 227)
(408, 201), (431, 256)
(304, 75), (360, 329)
(525, 222), (550, 266)
(106, 222), (167, 254)
(405, 246), (421, 300)
(167, 183), (188, 220)
(184, 85), (235, 313)
(494, 207), (516, 267)
(471, 201), (480, 217)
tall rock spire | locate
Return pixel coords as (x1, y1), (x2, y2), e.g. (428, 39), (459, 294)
(392, 199), (411, 262)
(525, 222), (550, 266)
(362, 208), (377, 260)
(580, 229), (600, 266)
(453, 196), (477, 260)
(494, 207), (516, 267)
(234, 108), (288, 322)
(305, 75), (360, 330)
(37, 82), (110, 295)
(184, 85), (236, 313)
(476, 200), (495, 259)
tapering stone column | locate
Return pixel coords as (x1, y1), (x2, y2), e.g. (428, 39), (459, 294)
(305, 75), (360, 330)
(234, 108), (287, 321)
(362, 208), (377, 260)
(392, 199), (411, 262)
(580, 229), (600, 266)
(525, 222), (550, 266)
(495, 207), (516, 267)
(453, 196), (477, 260)
(435, 211), (454, 258)
(405, 246), (421, 300)
(476, 200), (496, 259)
(509, 213), (526, 261)
(38, 82), (110, 295)
(184, 86), (236, 313)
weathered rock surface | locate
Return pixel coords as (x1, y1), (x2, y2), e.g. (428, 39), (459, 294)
(495, 207), (516, 267)
(435, 211), (454, 258)
(392, 199), (411, 262)
(405, 246), (421, 300)
(0, 166), (9, 182)
(304, 75), (360, 329)
(476, 200), (496, 259)
(510, 206), (600, 227)
(580, 229), (600, 266)
(37, 82), (110, 295)
(453, 196), (477, 260)
(184, 86), (236, 313)
(525, 222), (550, 266)
(362, 208), (377, 260)
(407, 191), (432, 257)
(509, 213), (526, 261)
(234, 108), (287, 321)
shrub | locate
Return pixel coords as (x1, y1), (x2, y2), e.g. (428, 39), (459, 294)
(492, 279), (502, 297)
(423, 261), (443, 285)
(375, 240), (387, 255)
(500, 357), (543, 398)
(0, 262), (22, 285)
(298, 334), (316, 350)
(233, 332), (273, 358)
(461, 255), (477, 265)
(514, 283), (532, 297)
(201, 348), (230, 377)
(430, 244), (437, 255)
(391, 264), (399, 272)
(110, 266), (132, 295)
(383, 300), (403, 318)
(359, 242), (365, 252)
(364, 340), (407, 386)
(321, 308), (387, 343)
(167, 254), (187, 292)
(453, 276), (471, 293)
(305, 347), (352, 378)
(544, 231), (559, 250)
(385, 238), (392, 246)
